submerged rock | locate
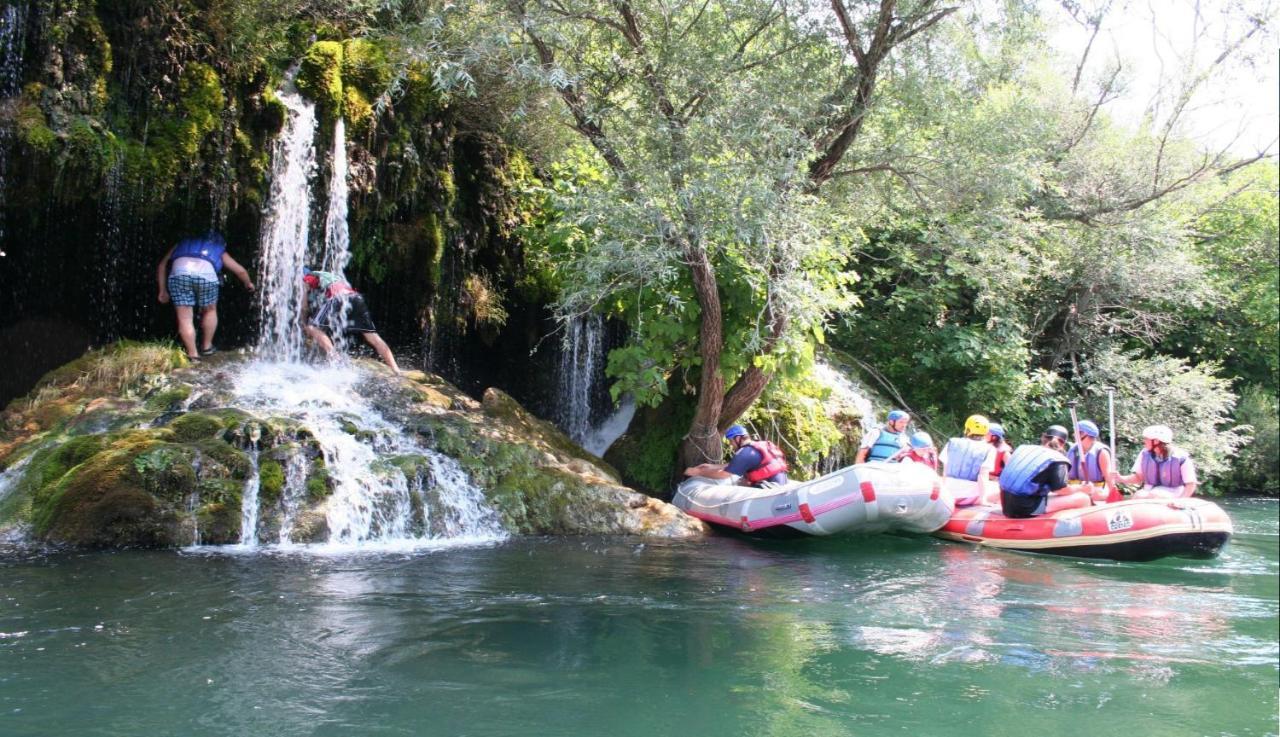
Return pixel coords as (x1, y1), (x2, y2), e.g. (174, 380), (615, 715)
(0, 343), (704, 548)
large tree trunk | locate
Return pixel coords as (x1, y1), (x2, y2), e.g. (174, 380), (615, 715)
(678, 244), (727, 468)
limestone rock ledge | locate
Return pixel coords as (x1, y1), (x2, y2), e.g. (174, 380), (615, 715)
(0, 343), (706, 548)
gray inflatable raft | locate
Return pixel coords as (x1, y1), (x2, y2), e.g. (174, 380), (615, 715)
(673, 462), (954, 536)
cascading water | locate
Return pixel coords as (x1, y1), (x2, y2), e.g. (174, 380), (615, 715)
(234, 71), (505, 550)
(256, 75), (317, 361)
(322, 118), (350, 276)
(813, 360), (881, 474)
(0, 2), (29, 257)
(557, 315), (603, 445)
(232, 362), (507, 549)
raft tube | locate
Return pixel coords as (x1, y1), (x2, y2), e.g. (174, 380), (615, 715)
(935, 497), (1232, 561)
(673, 462), (954, 538)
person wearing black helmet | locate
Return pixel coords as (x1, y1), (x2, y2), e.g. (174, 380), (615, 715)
(997, 425), (1092, 518)
(684, 425), (789, 488)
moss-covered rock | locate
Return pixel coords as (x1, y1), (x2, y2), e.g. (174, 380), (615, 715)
(168, 412), (225, 442)
(297, 40), (344, 119)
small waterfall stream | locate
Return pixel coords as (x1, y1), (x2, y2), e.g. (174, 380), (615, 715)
(558, 315), (603, 446)
(322, 118), (350, 276)
(0, 2), (29, 256)
(256, 75), (318, 362)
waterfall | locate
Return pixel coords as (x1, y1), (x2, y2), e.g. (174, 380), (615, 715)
(557, 315), (604, 445)
(0, 2), (29, 256)
(322, 118), (350, 276)
(256, 75), (317, 361)
(239, 433), (262, 547)
(813, 360), (881, 475)
(276, 453), (308, 544)
(94, 151), (126, 341)
(232, 361), (507, 549)
(581, 395), (636, 457)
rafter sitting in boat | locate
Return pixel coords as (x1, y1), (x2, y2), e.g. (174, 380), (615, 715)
(1111, 424), (1199, 498)
(684, 425), (790, 488)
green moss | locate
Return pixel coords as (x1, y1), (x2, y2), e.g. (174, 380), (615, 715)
(343, 86), (374, 137)
(16, 100), (57, 154)
(145, 63), (226, 186)
(0, 435), (108, 525)
(196, 501), (241, 545)
(341, 38), (392, 95)
(257, 90), (287, 135)
(168, 412), (223, 442)
(297, 41), (344, 119)
(258, 459), (284, 506)
(145, 385), (192, 411)
(193, 440), (252, 481)
(306, 460), (331, 502)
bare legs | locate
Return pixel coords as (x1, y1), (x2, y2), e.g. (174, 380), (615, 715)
(199, 306), (218, 352)
(361, 332), (400, 373)
(173, 305), (198, 359)
(303, 325), (399, 373)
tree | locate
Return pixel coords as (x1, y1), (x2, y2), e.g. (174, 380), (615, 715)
(510, 0), (956, 466)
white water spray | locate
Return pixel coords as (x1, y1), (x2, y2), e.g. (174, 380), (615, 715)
(558, 315), (603, 445)
(322, 118), (350, 276)
(232, 362), (507, 549)
(257, 75), (317, 361)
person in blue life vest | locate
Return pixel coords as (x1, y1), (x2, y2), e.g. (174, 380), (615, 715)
(1066, 420), (1121, 503)
(683, 425), (790, 488)
(998, 425), (1093, 518)
(891, 431), (939, 471)
(301, 268), (400, 373)
(156, 232), (255, 361)
(1110, 424), (1199, 498)
(939, 414), (998, 507)
(856, 409), (911, 463)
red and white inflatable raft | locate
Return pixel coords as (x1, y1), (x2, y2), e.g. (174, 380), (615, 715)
(935, 497), (1232, 561)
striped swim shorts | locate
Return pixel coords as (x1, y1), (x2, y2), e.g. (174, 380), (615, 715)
(167, 273), (220, 308)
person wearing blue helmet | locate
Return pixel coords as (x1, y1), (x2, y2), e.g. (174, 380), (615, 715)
(684, 424), (789, 488)
(1066, 420), (1119, 503)
(986, 422), (1012, 480)
(856, 409), (911, 463)
(892, 431), (938, 471)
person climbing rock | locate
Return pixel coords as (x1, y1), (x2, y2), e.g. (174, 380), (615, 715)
(156, 231), (255, 361)
(301, 267), (400, 372)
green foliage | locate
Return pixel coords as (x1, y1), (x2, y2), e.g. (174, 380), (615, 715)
(740, 369), (845, 480)
(1073, 348), (1244, 487)
(1229, 385), (1280, 494)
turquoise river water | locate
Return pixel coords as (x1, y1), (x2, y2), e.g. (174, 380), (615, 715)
(1, 497), (1276, 737)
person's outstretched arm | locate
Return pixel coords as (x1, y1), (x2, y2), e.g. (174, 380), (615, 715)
(157, 246), (175, 303)
(221, 253), (256, 292)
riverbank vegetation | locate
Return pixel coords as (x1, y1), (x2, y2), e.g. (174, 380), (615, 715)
(2, 0), (1275, 494)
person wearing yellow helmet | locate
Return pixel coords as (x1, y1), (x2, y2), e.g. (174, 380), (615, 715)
(939, 414), (997, 507)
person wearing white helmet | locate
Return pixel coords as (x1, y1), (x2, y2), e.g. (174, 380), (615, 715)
(856, 410), (911, 464)
(1111, 425), (1198, 498)
(939, 414), (997, 507)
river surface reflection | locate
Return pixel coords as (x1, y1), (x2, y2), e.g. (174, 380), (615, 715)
(0, 498), (1275, 736)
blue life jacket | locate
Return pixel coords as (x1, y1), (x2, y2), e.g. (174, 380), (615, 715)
(943, 437), (991, 481)
(170, 235), (226, 273)
(867, 428), (906, 461)
(999, 445), (1069, 497)
(1138, 448), (1190, 487)
(1067, 444), (1109, 483)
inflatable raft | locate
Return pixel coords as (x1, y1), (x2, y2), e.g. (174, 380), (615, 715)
(935, 497), (1232, 561)
(673, 462), (954, 537)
